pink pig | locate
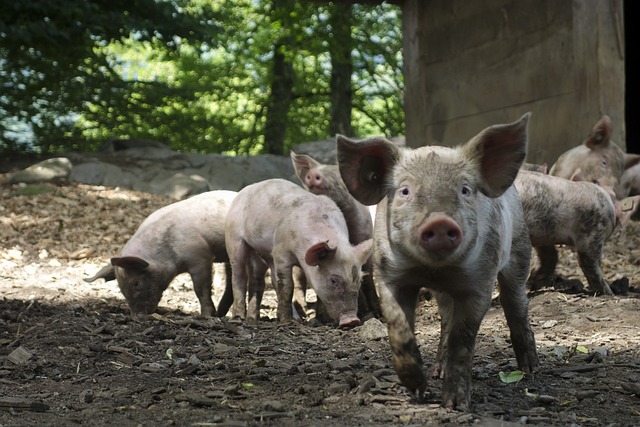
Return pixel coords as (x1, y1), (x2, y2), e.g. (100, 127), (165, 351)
(224, 178), (373, 328)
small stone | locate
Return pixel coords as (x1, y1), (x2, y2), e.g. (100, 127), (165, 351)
(80, 390), (95, 404)
(325, 382), (351, 395)
(262, 400), (285, 412)
(359, 318), (388, 340)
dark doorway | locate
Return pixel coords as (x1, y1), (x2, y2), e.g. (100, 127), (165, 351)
(624, 2), (639, 153)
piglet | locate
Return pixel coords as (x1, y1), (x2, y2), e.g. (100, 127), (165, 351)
(515, 170), (640, 295)
(84, 190), (237, 317)
(290, 151), (381, 319)
(224, 178), (373, 327)
(549, 115), (640, 199)
(336, 114), (539, 410)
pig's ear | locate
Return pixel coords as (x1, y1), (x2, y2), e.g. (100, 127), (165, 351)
(83, 264), (116, 283)
(336, 134), (400, 205)
(624, 153), (640, 170)
(111, 256), (150, 272)
(290, 151), (320, 183)
(353, 239), (373, 266)
(304, 241), (336, 267)
(464, 113), (530, 198)
(585, 115), (612, 149)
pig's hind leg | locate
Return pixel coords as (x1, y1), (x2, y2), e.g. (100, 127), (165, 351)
(527, 245), (558, 291)
(228, 240), (252, 320)
(215, 263), (234, 318)
(576, 247), (613, 296)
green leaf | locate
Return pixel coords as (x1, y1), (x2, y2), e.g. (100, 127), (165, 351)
(499, 370), (525, 384)
(576, 345), (589, 353)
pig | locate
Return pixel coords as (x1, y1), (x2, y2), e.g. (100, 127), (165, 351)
(336, 113), (539, 410)
(549, 115), (640, 199)
(290, 151), (381, 320)
(515, 170), (640, 295)
(621, 162), (640, 197)
(224, 178), (373, 328)
(521, 162), (548, 173)
(84, 190), (238, 317)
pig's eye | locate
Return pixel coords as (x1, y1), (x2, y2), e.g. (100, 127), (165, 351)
(461, 184), (472, 196)
(132, 281), (139, 288)
(398, 186), (410, 197)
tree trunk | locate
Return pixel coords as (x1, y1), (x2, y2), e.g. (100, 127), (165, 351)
(329, 3), (354, 137)
(263, 1), (295, 155)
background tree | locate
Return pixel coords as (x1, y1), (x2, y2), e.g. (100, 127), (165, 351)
(0, 0), (403, 156)
(328, 2), (354, 137)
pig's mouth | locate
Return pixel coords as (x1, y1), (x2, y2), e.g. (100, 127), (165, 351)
(129, 304), (158, 317)
(338, 311), (360, 328)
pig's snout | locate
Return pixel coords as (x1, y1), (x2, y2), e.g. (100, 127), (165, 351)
(419, 216), (463, 252)
(338, 311), (360, 328)
(305, 172), (325, 191)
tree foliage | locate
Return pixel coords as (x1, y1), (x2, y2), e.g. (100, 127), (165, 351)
(1, 0), (403, 155)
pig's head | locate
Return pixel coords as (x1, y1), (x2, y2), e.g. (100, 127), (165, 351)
(337, 113), (529, 267)
(302, 239), (373, 328)
(111, 256), (168, 316)
(550, 115), (640, 199)
(290, 151), (344, 197)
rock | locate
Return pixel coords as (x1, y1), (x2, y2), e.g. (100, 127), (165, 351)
(359, 317), (387, 340)
(148, 172), (211, 199)
(8, 157), (72, 184)
(7, 136), (406, 199)
(261, 400), (286, 412)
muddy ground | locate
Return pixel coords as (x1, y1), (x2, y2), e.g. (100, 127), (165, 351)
(1, 180), (640, 427)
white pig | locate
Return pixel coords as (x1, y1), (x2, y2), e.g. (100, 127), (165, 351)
(549, 115), (640, 199)
(224, 178), (373, 328)
(84, 190), (238, 317)
(516, 170), (640, 295)
(336, 114), (539, 410)
(290, 151), (380, 320)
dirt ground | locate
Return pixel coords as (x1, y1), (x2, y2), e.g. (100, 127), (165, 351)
(1, 180), (640, 427)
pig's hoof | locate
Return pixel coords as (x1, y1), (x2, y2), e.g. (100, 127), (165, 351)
(406, 387), (427, 403)
(442, 392), (470, 412)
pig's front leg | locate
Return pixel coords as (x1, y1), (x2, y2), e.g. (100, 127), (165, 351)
(441, 291), (492, 411)
(274, 262), (296, 323)
(498, 261), (540, 373)
(432, 291), (452, 379)
(360, 258), (381, 319)
(188, 262), (216, 317)
(379, 280), (426, 399)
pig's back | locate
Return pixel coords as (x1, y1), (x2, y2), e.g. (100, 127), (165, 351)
(227, 179), (346, 253)
(125, 190), (237, 258)
(516, 171), (615, 246)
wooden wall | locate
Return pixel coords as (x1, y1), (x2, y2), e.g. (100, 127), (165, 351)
(402, 0), (626, 165)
